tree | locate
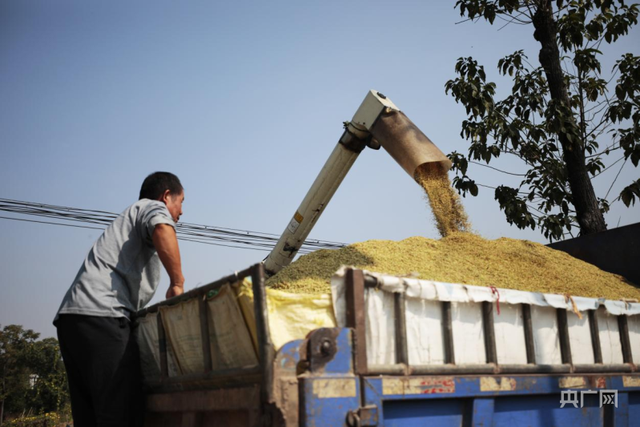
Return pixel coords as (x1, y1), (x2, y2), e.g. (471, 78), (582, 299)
(22, 338), (69, 416)
(0, 325), (68, 424)
(445, 0), (640, 240)
(0, 325), (38, 423)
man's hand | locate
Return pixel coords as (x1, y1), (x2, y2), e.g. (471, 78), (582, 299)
(166, 285), (184, 299)
(152, 224), (185, 300)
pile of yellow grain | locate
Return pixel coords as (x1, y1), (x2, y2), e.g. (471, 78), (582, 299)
(266, 232), (639, 300)
(414, 163), (471, 237)
(267, 161), (637, 300)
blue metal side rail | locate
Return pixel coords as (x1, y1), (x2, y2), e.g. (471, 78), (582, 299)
(292, 269), (640, 427)
(297, 337), (640, 427)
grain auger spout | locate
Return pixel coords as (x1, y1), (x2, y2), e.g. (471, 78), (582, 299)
(263, 90), (452, 277)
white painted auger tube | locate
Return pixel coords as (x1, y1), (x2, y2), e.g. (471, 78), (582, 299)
(262, 90), (395, 277)
(262, 90), (450, 277)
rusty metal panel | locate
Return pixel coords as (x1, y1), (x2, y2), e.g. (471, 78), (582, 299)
(180, 413), (202, 427)
(479, 377), (517, 392)
(382, 376), (456, 395)
(144, 412), (182, 427)
(345, 268), (368, 375)
(312, 378), (357, 398)
(146, 385), (260, 413)
(547, 222), (640, 286)
(145, 411), (258, 427)
(271, 339), (302, 427)
(298, 375), (361, 427)
(251, 264), (275, 407)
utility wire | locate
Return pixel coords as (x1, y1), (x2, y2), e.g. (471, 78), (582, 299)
(469, 160), (526, 177)
(604, 159), (628, 201)
(0, 198), (348, 253)
(0, 215), (105, 231)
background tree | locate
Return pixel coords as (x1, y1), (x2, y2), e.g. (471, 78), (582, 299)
(445, 0), (639, 240)
(22, 338), (69, 416)
(0, 325), (68, 424)
(0, 325), (37, 423)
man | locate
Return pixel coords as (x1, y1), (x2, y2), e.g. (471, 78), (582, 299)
(54, 172), (185, 426)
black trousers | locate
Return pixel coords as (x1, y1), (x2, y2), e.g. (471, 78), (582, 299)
(56, 314), (145, 427)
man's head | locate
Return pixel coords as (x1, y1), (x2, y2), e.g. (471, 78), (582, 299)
(139, 172), (184, 222)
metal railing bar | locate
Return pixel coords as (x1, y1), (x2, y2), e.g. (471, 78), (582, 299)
(251, 264), (274, 406)
(442, 302), (455, 365)
(557, 309), (573, 366)
(394, 292), (409, 366)
(157, 311), (169, 379)
(522, 304), (536, 364)
(146, 365), (262, 386)
(482, 302), (497, 365)
(588, 310), (603, 364)
(366, 362), (635, 376)
(346, 268), (368, 375)
(137, 266), (255, 318)
(618, 315), (634, 365)
(198, 296), (213, 373)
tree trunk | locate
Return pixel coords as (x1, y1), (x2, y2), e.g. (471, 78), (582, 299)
(532, 0), (607, 235)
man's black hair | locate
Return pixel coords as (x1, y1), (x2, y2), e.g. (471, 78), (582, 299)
(139, 172), (183, 200)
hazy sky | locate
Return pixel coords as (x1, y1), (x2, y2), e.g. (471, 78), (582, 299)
(1, 1), (638, 339)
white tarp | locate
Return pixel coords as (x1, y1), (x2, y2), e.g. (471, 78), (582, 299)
(452, 302), (486, 364)
(494, 303), (527, 365)
(628, 315), (640, 360)
(405, 299), (444, 365)
(365, 287), (396, 365)
(531, 305), (562, 365)
(567, 311), (595, 364)
(597, 308), (623, 364)
(331, 267), (639, 366)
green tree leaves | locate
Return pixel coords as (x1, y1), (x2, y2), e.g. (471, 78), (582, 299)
(620, 179), (640, 206)
(447, 0), (639, 240)
(0, 325), (68, 422)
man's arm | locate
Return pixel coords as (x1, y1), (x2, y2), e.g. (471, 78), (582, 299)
(152, 223), (185, 299)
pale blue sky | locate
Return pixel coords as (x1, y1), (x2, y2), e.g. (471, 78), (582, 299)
(1, 1), (638, 338)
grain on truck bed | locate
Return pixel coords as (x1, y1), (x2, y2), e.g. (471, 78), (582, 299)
(266, 232), (640, 300)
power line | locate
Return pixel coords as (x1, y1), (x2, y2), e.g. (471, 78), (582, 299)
(0, 198), (348, 253)
(469, 160), (526, 177)
(0, 215), (105, 231)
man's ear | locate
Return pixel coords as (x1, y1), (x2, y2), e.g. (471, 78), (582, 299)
(159, 189), (171, 204)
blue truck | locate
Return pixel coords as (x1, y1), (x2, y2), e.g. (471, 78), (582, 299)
(136, 256), (640, 427)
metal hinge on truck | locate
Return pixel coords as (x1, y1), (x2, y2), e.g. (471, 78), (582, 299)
(346, 405), (378, 427)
